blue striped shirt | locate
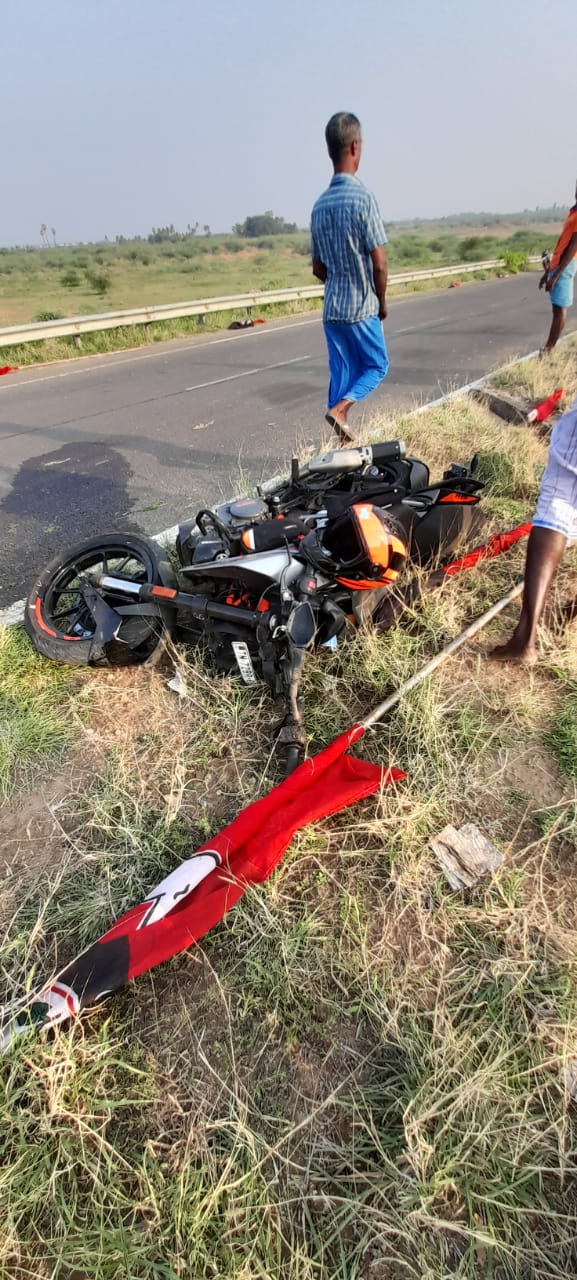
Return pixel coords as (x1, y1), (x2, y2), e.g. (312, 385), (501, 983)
(311, 173), (387, 324)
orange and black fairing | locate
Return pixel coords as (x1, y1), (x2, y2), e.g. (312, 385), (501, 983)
(323, 503), (408, 591)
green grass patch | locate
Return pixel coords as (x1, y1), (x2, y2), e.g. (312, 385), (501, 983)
(546, 676), (577, 779)
(0, 268), (510, 370)
(0, 627), (80, 797)
(0, 220), (545, 366)
(2, 347), (577, 1277)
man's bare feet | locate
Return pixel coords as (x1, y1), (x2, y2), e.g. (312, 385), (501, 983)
(488, 638), (538, 665)
(326, 398), (354, 444)
(325, 412), (354, 445)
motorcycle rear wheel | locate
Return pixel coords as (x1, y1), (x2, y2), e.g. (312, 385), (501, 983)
(25, 533), (177, 667)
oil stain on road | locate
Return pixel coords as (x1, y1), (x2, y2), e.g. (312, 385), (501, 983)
(0, 442), (143, 606)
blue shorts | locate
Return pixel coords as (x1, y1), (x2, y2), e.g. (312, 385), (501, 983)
(549, 264), (576, 309)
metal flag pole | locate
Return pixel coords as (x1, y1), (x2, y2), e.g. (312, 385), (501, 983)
(361, 579), (524, 730)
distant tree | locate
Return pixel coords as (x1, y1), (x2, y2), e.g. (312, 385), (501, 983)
(148, 224), (179, 244)
(51, 227), (57, 246)
(235, 211), (299, 237)
(40, 223), (49, 247)
(186, 222), (199, 236)
(203, 224), (211, 236)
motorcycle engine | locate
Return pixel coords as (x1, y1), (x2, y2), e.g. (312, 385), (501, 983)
(176, 497), (269, 566)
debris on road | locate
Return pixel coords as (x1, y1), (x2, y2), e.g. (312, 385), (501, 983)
(471, 385), (531, 424)
(562, 1060), (577, 1103)
(472, 385), (564, 428)
(227, 318), (266, 330)
(429, 822), (503, 889)
(527, 388), (564, 424)
(167, 668), (188, 698)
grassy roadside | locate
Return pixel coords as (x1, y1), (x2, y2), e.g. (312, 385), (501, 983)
(1, 342), (577, 1278)
(0, 224), (551, 328)
(0, 265), (519, 371)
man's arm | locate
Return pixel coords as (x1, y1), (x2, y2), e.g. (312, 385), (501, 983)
(370, 246), (388, 320)
(364, 193), (388, 319)
(312, 257), (327, 283)
(546, 233), (577, 291)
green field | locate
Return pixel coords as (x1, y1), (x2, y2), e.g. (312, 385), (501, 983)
(0, 223), (559, 329)
(1, 342), (577, 1278)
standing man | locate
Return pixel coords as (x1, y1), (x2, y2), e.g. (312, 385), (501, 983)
(539, 181), (577, 354)
(491, 394), (577, 664)
(311, 112), (389, 444)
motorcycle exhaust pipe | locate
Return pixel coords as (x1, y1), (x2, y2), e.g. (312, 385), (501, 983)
(370, 439), (406, 464)
(306, 439), (406, 477)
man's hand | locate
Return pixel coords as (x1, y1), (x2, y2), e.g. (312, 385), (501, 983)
(543, 232), (577, 293)
(312, 257), (327, 283)
(379, 302), (388, 321)
(539, 272), (548, 290)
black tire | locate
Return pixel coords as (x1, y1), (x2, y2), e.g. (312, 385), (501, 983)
(25, 533), (178, 668)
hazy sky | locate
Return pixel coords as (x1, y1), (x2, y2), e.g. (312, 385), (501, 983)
(2, 0), (576, 246)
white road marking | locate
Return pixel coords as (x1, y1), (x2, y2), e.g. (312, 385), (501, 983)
(0, 316), (322, 389)
(0, 598), (26, 626)
(184, 354), (310, 393)
(0, 283), (507, 392)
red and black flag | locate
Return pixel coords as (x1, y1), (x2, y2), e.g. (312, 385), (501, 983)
(1, 728), (404, 1049)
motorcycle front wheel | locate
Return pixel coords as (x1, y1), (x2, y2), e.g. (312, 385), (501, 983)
(25, 533), (177, 667)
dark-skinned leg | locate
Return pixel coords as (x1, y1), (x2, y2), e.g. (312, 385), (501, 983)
(326, 398), (354, 443)
(543, 304), (566, 353)
(490, 526), (567, 662)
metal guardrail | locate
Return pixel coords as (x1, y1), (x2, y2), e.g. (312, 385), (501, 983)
(0, 257), (540, 349)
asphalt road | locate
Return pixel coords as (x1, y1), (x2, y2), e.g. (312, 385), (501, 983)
(1, 274), (574, 606)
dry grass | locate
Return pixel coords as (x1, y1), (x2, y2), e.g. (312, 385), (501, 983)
(1, 344), (577, 1278)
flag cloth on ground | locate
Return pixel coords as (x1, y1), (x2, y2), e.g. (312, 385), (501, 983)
(527, 389), (563, 424)
(442, 521), (532, 575)
(1, 728), (404, 1049)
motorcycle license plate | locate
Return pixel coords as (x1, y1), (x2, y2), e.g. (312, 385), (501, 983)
(232, 641), (257, 685)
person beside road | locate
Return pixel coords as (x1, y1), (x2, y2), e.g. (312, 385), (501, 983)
(491, 393), (577, 664)
(539, 181), (577, 354)
(311, 112), (389, 444)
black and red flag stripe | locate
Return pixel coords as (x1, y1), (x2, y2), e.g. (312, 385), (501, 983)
(1, 728), (404, 1049)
